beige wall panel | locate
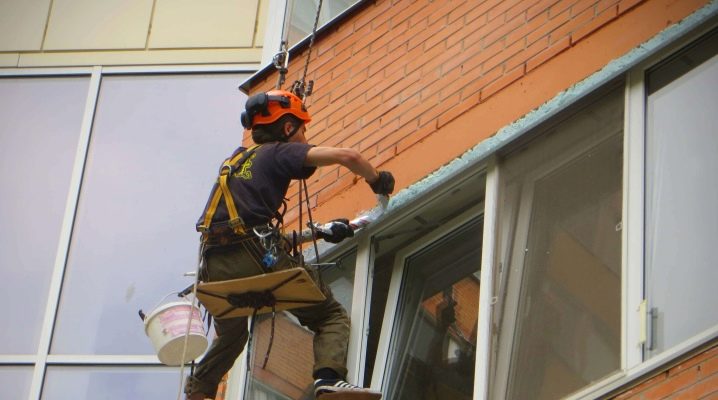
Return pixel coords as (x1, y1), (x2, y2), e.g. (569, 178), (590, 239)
(0, 0), (51, 51)
(44, 0), (153, 50)
(255, 0), (268, 48)
(0, 53), (21, 67)
(149, 0), (259, 49)
(17, 48), (263, 67)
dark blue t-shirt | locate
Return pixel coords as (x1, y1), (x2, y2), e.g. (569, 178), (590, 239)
(197, 142), (316, 230)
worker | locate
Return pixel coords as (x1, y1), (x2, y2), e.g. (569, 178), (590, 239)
(185, 89), (393, 400)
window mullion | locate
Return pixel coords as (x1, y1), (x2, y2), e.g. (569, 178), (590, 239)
(624, 68), (647, 371)
(29, 66), (103, 400)
(474, 157), (500, 400)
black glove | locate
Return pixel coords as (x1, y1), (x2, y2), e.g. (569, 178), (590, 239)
(316, 219), (355, 243)
(369, 171), (395, 195)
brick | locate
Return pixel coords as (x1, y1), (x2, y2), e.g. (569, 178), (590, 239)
(391, 0), (428, 28)
(701, 352), (718, 378)
(507, 11), (548, 46)
(406, 39), (447, 74)
(459, 64), (504, 101)
(422, 65), (463, 101)
(396, 118), (438, 154)
(571, 0), (598, 17)
(506, 0), (535, 20)
(421, 40), (463, 77)
(454, 38), (504, 76)
(465, 0), (497, 25)
(448, 11), (486, 48)
(527, 35), (571, 71)
(483, 37), (526, 72)
(508, 35), (549, 71)
(356, 118), (400, 151)
(644, 366), (700, 399)
(528, 0), (562, 20)
(572, 4), (619, 43)
(598, 0), (621, 13)
(548, 0), (578, 17)
(527, 8), (570, 44)
(550, 5), (594, 42)
(668, 372), (718, 399)
(353, 20), (390, 55)
(408, 0), (454, 27)
(618, 0), (645, 14)
(487, 0), (515, 22)
(423, 14), (466, 51)
(481, 64), (525, 100)
(352, 0), (393, 31)
(448, 0), (474, 24)
(436, 93), (481, 128)
(419, 88), (461, 127)
(485, 12), (527, 48)
(369, 141), (398, 168)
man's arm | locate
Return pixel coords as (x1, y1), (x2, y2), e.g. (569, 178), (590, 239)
(305, 146), (380, 184)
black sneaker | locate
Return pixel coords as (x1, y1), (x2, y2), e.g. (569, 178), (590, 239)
(313, 379), (382, 399)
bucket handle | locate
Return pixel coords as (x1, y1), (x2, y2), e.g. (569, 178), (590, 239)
(139, 291), (193, 322)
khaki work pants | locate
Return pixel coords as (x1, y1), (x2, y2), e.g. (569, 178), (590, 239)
(185, 237), (350, 398)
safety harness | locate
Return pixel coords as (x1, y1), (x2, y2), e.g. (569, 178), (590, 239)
(196, 145), (261, 236)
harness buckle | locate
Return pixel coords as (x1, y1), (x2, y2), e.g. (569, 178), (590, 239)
(220, 164), (232, 176)
(228, 218), (245, 234)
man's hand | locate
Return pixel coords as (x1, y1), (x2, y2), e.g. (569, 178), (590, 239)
(369, 171), (395, 195)
(316, 219), (355, 243)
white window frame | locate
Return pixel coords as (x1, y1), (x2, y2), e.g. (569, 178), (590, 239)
(491, 107), (624, 400)
(566, 25), (718, 400)
(370, 203), (484, 394)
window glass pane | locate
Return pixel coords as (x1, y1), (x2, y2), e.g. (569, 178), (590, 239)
(51, 74), (247, 355)
(0, 366), (33, 399)
(385, 218), (482, 400)
(645, 32), (718, 356)
(363, 172), (486, 387)
(494, 89), (623, 400)
(245, 250), (357, 399)
(286, 0), (358, 45)
(0, 77), (88, 354)
(42, 366), (178, 399)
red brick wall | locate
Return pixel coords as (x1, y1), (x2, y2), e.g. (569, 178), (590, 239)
(612, 343), (718, 400)
(246, 0), (710, 230)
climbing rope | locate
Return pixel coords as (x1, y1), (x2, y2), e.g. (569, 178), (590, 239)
(274, 0), (324, 100)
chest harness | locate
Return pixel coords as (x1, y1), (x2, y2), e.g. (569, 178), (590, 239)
(197, 144), (261, 236)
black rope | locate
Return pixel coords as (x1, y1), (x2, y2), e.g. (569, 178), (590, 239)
(262, 306), (277, 369)
(299, 0), (324, 96)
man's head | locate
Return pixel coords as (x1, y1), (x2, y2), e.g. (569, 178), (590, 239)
(241, 90), (311, 144)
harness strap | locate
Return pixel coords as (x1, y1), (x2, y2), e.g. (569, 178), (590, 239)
(197, 145), (261, 234)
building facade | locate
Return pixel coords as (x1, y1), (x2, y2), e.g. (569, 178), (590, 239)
(1, 0), (717, 399)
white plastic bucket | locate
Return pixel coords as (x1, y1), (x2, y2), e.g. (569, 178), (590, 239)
(144, 300), (208, 366)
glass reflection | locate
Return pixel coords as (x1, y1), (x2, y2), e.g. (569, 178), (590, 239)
(0, 77), (89, 354)
(51, 74), (246, 355)
(386, 218), (482, 400)
(42, 366), (178, 399)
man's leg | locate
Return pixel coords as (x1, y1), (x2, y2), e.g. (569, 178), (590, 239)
(186, 239), (266, 398)
(185, 316), (248, 398)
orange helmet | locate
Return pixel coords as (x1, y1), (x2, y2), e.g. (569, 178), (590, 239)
(241, 89), (311, 129)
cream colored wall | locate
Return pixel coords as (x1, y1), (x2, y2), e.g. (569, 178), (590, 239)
(0, 0), (268, 68)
